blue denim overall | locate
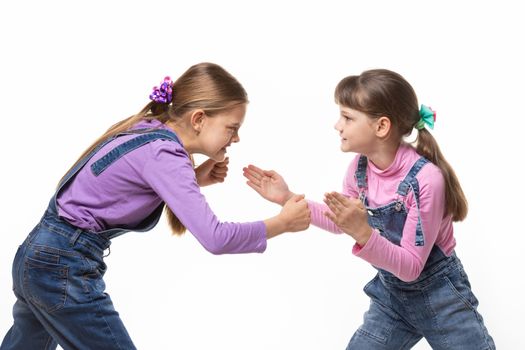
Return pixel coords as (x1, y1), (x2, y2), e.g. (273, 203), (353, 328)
(1, 129), (181, 350)
(346, 156), (495, 350)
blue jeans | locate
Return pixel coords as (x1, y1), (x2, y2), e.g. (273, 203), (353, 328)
(346, 255), (495, 349)
(1, 213), (136, 350)
(1, 129), (183, 349)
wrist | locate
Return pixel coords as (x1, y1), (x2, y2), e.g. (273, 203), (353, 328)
(355, 227), (373, 247)
(264, 215), (286, 239)
(279, 191), (295, 206)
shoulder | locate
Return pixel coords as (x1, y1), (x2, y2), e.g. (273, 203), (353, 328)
(343, 153), (363, 191)
(144, 138), (193, 172)
(147, 137), (189, 158)
(416, 160), (445, 199)
(115, 134), (193, 176)
(345, 153), (363, 176)
(400, 145), (444, 190)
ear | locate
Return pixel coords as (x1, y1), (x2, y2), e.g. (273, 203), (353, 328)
(375, 116), (392, 138)
(190, 109), (206, 133)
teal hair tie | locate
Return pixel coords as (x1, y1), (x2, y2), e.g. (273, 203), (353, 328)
(415, 104), (436, 130)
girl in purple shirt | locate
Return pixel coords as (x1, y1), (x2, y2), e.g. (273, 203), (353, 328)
(1, 63), (310, 350)
(244, 69), (495, 349)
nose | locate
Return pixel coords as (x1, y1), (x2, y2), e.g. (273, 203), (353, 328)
(334, 119), (342, 132)
(232, 132), (240, 143)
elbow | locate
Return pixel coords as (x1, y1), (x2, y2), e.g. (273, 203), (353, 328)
(397, 265), (423, 282)
(196, 224), (231, 255)
(202, 234), (233, 255)
(398, 274), (419, 283)
(203, 242), (228, 255)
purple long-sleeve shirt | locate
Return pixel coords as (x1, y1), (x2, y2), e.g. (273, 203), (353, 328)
(57, 119), (267, 254)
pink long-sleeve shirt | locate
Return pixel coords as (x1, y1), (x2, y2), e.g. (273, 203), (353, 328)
(308, 144), (456, 282)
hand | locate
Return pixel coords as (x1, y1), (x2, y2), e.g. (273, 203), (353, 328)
(323, 192), (372, 246)
(243, 164), (294, 205)
(279, 194), (311, 233)
(264, 194), (311, 238)
(195, 157), (229, 187)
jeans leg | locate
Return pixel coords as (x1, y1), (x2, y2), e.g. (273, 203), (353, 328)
(1, 297), (58, 350)
(346, 300), (422, 350)
(422, 268), (495, 350)
(25, 291), (136, 350)
(14, 227), (137, 350)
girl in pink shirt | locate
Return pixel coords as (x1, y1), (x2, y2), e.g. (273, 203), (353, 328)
(244, 69), (495, 349)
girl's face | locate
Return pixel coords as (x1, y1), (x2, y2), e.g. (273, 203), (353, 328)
(198, 104), (246, 161)
(334, 105), (377, 154)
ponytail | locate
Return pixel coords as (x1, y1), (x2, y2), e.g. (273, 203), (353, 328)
(414, 128), (468, 221)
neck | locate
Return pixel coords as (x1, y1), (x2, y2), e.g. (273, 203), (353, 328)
(366, 141), (401, 170)
(165, 121), (199, 154)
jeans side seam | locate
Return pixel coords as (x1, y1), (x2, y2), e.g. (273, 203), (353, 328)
(95, 301), (126, 350)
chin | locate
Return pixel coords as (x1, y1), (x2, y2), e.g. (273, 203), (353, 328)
(211, 152), (227, 162)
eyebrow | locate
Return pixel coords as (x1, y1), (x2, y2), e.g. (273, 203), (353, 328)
(228, 123), (241, 127)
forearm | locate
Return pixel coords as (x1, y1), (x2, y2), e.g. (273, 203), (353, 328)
(353, 230), (425, 282)
(307, 200), (343, 234)
(263, 216), (286, 239)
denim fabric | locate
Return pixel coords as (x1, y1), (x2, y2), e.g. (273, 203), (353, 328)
(346, 156), (495, 349)
(1, 128), (181, 349)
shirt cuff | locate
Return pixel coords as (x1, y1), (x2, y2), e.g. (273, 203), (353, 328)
(352, 228), (380, 256)
(254, 220), (268, 253)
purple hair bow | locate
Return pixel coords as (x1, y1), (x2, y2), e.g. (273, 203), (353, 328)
(149, 76), (173, 103)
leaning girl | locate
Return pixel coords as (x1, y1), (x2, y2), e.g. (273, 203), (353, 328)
(1, 62), (310, 350)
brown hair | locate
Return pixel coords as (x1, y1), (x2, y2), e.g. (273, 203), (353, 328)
(334, 69), (468, 221)
(60, 62), (248, 234)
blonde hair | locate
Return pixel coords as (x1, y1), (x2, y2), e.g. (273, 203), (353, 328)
(335, 69), (468, 221)
(60, 62), (248, 234)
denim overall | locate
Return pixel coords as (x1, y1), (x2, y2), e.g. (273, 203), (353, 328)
(1, 129), (181, 350)
(346, 156), (495, 350)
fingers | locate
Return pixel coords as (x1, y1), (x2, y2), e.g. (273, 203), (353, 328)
(326, 192), (350, 207)
(324, 192), (364, 211)
(242, 167), (262, 185)
(198, 158), (217, 172)
(243, 164), (263, 179)
(329, 192), (351, 204)
(215, 157), (229, 168)
(243, 165), (280, 180)
(262, 169), (279, 179)
(211, 166), (228, 177)
(245, 164), (266, 177)
(207, 158), (229, 183)
(246, 180), (264, 195)
(323, 210), (337, 224)
(323, 192), (345, 215)
(286, 195), (311, 231)
(290, 193), (305, 202)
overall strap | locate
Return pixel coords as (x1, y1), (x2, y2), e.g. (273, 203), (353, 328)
(354, 155), (368, 202)
(396, 157), (430, 246)
(91, 129), (180, 176)
(49, 128), (180, 215)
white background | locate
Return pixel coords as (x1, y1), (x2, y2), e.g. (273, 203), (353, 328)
(1, 1), (523, 349)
